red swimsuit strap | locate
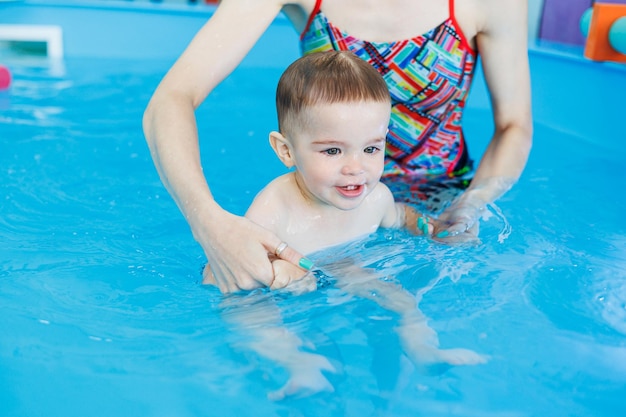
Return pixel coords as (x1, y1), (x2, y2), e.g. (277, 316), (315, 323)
(300, 0), (323, 40)
(448, 0), (475, 54)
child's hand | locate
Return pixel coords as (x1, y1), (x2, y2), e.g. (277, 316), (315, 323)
(270, 259), (317, 294)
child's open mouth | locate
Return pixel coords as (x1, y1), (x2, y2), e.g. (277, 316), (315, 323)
(336, 184), (364, 198)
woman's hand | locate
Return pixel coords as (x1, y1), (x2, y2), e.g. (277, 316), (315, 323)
(199, 208), (307, 293)
(432, 177), (515, 243)
(433, 192), (484, 243)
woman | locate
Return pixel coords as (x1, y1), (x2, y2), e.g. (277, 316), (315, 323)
(142, 0), (532, 293)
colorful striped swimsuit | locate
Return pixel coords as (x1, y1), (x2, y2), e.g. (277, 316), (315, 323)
(300, 0), (477, 185)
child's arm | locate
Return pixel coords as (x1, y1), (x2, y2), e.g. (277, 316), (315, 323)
(378, 184), (437, 235)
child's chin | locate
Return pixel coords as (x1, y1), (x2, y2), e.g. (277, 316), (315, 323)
(338, 195), (368, 210)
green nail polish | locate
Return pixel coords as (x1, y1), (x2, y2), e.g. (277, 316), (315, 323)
(436, 230), (449, 238)
(418, 217), (424, 229)
(299, 257), (314, 270)
(422, 224), (429, 235)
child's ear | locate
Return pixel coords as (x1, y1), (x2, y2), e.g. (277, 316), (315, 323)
(269, 131), (295, 168)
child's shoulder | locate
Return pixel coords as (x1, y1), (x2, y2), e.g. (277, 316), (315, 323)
(245, 173), (299, 224)
(370, 181), (395, 205)
(257, 172), (298, 200)
(369, 182), (406, 229)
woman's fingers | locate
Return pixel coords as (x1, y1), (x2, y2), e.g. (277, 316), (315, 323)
(200, 212), (315, 293)
(265, 240), (314, 273)
(202, 264), (216, 285)
(416, 215), (440, 236)
(432, 219), (481, 244)
(198, 212), (279, 293)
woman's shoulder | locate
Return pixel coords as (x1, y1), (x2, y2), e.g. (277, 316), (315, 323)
(462, 0), (527, 32)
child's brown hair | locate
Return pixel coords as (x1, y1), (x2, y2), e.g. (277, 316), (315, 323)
(276, 50), (390, 136)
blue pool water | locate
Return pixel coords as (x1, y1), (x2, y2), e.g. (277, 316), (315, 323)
(2, 38), (626, 417)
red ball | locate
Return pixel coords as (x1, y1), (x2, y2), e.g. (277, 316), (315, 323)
(0, 65), (12, 90)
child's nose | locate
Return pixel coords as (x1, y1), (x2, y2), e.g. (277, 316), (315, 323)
(341, 155), (365, 176)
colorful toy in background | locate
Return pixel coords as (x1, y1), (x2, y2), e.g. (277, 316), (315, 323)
(0, 64), (11, 90)
(581, 2), (626, 62)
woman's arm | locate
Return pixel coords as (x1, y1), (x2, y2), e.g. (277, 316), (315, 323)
(437, 0), (533, 238)
(472, 0), (533, 189)
(142, 0), (305, 292)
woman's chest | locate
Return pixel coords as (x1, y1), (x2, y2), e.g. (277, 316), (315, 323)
(292, 0), (479, 45)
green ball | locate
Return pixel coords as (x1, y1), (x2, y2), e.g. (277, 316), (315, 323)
(580, 7), (593, 38)
(608, 16), (626, 55)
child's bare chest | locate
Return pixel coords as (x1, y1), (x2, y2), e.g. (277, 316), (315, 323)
(277, 204), (382, 255)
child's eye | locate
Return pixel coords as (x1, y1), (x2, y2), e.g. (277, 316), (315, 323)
(323, 148), (341, 155)
(364, 146), (380, 154)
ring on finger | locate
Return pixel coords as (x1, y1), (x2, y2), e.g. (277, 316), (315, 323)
(274, 241), (288, 257)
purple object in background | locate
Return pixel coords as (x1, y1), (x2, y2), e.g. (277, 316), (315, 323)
(540, 0), (593, 45)
(540, 0), (626, 45)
